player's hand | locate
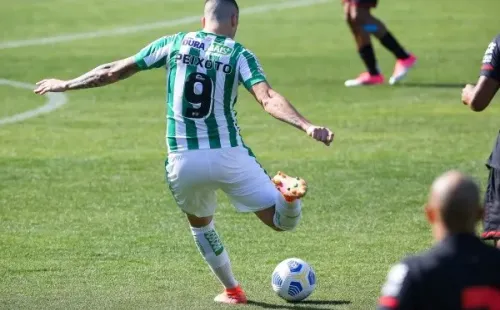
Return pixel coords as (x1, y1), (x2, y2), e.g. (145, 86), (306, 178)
(461, 84), (475, 105)
(306, 126), (334, 146)
(34, 79), (68, 95)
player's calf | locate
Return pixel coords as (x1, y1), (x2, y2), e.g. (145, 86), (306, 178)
(187, 215), (243, 302)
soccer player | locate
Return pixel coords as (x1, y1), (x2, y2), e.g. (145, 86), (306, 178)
(377, 171), (500, 310)
(462, 34), (500, 249)
(33, 0), (334, 305)
(342, 0), (417, 87)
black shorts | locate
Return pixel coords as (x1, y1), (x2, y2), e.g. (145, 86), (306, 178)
(482, 167), (500, 240)
(343, 0), (378, 8)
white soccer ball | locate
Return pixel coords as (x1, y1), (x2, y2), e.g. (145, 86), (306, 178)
(271, 258), (316, 302)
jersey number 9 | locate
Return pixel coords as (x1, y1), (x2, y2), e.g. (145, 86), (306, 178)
(184, 72), (213, 119)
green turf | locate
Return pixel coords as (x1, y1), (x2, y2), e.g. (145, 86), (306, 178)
(0, 86), (46, 118)
(1, 0), (499, 309)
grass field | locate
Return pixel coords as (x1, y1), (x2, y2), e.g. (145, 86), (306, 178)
(1, 0), (499, 309)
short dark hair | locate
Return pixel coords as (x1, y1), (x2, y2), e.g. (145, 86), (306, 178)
(205, 0), (239, 12)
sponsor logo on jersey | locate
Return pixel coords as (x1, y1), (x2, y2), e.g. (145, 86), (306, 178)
(176, 54), (233, 74)
(482, 42), (496, 64)
(207, 42), (233, 56)
(182, 39), (206, 50)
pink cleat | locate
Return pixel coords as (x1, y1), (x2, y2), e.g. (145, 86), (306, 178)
(344, 72), (385, 87)
(272, 171), (308, 203)
(389, 54), (417, 85)
(214, 285), (248, 304)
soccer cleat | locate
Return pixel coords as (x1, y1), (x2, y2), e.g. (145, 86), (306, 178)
(389, 54), (417, 85)
(272, 171), (308, 202)
(344, 72), (385, 87)
(214, 285), (248, 304)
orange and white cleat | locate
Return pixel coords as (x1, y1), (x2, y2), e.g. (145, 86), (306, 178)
(389, 54), (417, 85)
(214, 285), (247, 304)
(272, 171), (308, 203)
(344, 72), (385, 87)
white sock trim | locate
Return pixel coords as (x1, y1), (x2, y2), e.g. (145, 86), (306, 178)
(273, 195), (302, 231)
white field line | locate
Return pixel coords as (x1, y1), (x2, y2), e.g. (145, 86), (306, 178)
(0, 0), (328, 50)
(0, 79), (68, 125)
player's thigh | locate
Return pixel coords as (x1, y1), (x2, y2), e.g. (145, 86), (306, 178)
(342, 1), (352, 22)
(482, 167), (500, 240)
(217, 147), (278, 213)
(350, 4), (374, 24)
(166, 151), (217, 218)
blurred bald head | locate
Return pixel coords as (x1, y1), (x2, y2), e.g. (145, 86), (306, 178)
(203, 0), (239, 38)
(428, 171), (482, 234)
(204, 0), (239, 22)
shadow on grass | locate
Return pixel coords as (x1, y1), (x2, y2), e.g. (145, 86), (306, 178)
(397, 82), (465, 89)
(247, 299), (351, 310)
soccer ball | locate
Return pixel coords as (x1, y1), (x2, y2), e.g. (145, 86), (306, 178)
(271, 258), (316, 302)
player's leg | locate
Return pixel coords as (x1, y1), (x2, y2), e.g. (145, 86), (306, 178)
(481, 167), (500, 248)
(186, 213), (247, 304)
(218, 147), (307, 232)
(254, 172), (307, 231)
(165, 151), (246, 304)
(351, 1), (417, 84)
(344, 0), (384, 87)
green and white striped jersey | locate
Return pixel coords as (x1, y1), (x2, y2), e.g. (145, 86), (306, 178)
(134, 31), (267, 152)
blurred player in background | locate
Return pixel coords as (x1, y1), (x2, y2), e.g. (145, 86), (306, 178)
(342, 0), (417, 87)
(462, 33), (500, 249)
(34, 0), (334, 305)
(378, 171), (500, 310)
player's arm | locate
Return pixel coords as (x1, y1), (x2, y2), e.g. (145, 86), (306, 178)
(377, 263), (420, 310)
(462, 38), (500, 111)
(239, 50), (333, 146)
(34, 58), (139, 94)
(34, 35), (175, 95)
(250, 81), (310, 131)
(250, 82), (333, 146)
(462, 77), (500, 112)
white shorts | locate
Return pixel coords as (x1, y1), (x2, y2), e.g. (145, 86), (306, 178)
(165, 146), (279, 217)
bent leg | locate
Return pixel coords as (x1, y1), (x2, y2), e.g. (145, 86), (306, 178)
(255, 172), (306, 231)
(255, 196), (302, 232)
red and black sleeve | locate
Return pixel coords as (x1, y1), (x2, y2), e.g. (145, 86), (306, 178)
(377, 262), (420, 310)
(480, 35), (500, 82)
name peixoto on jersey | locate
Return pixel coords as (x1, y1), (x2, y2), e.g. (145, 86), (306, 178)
(134, 31), (267, 152)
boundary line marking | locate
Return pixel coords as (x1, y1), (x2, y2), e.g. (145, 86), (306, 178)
(0, 0), (328, 50)
(0, 79), (68, 126)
